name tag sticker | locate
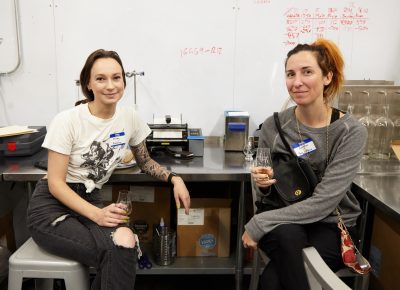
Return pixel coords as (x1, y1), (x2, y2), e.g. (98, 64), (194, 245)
(110, 131), (126, 148)
(292, 138), (316, 157)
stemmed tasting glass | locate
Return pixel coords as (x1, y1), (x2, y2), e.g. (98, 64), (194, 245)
(117, 190), (133, 226)
(254, 147), (272, 173)
(243, 136), (256, 162)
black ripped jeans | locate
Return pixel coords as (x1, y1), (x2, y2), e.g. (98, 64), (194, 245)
(258, 222), (358, 290)
(27, 179), (137, 290)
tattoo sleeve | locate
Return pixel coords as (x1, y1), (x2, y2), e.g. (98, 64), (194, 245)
(131, 141), (169, 182)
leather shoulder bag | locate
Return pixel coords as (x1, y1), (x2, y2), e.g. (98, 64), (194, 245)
(271, 112), (320, 205)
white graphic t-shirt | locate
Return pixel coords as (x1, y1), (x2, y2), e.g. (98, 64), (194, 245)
(42, 104), (151, 190)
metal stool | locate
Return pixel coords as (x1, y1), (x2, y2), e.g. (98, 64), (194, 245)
(8, 238), (89, 290)
(303, 246), (352, 290)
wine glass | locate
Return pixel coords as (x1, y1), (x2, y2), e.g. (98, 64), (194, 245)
(370, 91), (394, 160)
(117, 190), (133, 225)
(243, 136), (256, 161)
(358, 105), (376, 159)
(344, 91), (354, 115)
(254, 147), (272, 172)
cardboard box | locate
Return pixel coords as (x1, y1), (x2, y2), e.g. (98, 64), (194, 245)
(177, 198), (231, 257)
(370, 209), (400, 290)
(111, 184), (171, 244)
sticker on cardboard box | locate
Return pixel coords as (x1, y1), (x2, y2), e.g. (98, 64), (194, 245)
(130, 186), (155, 203)
(199, 234), (216, 249)
(177, 208), (204, 225)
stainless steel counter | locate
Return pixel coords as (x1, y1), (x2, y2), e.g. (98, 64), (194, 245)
(2, 147), (398, 182)
(357, 158), (400, 176)
(0, 149), (48, 182)
(0, 146), (251, 182)
(352, 175), (400, 223)
(354, 158), (400, 222)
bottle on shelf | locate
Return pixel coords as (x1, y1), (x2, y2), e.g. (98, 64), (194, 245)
(370, 90), (394, 160)
(358, 91), (375, 159)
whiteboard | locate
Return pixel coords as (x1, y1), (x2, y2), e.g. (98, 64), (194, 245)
(1, 0), (400, 135)
(234, 0), (400, 130)
(0, 0), (19, 73)
(53, 0), (236, 136)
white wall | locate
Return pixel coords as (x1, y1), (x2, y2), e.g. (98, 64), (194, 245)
(1, 0), (400, 136)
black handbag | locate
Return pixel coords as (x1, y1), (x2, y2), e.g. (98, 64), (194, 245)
(270, 112), (320, 205)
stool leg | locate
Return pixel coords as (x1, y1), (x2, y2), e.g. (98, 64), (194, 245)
(304, 263), (323, 290)
(35, 278), (54, 290)
(8, 270), (23, 290)
(63, 268), (89, 290)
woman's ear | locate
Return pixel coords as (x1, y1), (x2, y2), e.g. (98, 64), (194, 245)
(324, 71), (333, 86)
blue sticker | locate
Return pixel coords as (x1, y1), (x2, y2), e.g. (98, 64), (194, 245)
(110, 132), (125, 138)
(199, 234), (216, 249)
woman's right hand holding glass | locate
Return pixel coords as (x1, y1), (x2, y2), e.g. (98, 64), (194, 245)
(251, 165), (276, 188)
(95, 203), (130, 227)
(252, 147), (276, 188)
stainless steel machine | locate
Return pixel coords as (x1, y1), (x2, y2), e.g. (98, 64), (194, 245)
(224, 111), (249, 151)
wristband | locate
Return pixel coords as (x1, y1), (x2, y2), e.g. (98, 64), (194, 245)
(167, 172), (178, 184)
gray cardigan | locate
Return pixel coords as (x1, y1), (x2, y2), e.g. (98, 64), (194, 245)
(245, 106), (367, 242)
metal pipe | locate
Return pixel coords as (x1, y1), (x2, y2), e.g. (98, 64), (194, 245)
(0, 0), (22, 75)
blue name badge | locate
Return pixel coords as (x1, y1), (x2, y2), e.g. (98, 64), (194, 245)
(291, 138), (316, 157)
(110, 131), (126, 148)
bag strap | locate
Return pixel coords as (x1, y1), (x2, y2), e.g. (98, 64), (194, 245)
(273, 112), (295, 157)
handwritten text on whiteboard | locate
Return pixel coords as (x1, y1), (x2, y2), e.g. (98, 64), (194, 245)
(180, 46), (223, 58)
(254, 0), (271, 4)
(284, 3), (369, 46)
